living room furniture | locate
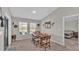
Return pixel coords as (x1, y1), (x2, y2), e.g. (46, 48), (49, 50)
(65, 30), (78, 39)
(73, 32), (78, 38)
(64, 30), (74, 39)
(12, 34), (16, 42)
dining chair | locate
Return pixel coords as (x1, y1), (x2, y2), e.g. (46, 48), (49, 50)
(40, 35), (51, 50)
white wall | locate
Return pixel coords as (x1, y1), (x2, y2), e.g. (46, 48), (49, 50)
(0, 27), (4, 51)
(78, 17), (79, 49)
(11, 17), (41, 40)
(41, 7), (79, 45)
(65, 16), (78, 32)
(2, 7), (12, 46)
(0, 8), (1, 16)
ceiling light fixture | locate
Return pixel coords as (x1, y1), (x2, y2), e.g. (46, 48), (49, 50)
(32, 10), (36, 14)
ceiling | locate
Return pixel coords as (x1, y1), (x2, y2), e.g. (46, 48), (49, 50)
(10, 7), (58, 20)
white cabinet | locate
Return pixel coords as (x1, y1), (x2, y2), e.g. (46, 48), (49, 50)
(0, 28), (4, 51)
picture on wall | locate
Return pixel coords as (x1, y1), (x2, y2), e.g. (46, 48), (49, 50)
(44, 21), (51, 29)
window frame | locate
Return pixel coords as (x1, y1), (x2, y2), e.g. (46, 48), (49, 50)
(29, 23), (37, 34)
(19, 22), (28, 35)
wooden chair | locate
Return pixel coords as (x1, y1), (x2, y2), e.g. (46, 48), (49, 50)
(32, 33), (40, 47)
(12, 34), (16, 42)
(34, 38), (40, 47)
(40, 35), (51, 50)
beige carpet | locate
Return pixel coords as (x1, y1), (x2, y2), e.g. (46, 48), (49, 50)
(7, 39), (79, 51)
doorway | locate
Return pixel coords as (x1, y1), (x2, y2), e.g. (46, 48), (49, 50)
(64, 15), (78, 50)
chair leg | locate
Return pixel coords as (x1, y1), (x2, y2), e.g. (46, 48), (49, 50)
(49, 42), (51, 49)
(35, 41), (39, 47)
(44, 43), (47, 51)
(45, 47), (46, 51)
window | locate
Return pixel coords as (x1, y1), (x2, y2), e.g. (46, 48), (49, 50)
(30, 23), (37, 34)
(19, 22), (28, 35)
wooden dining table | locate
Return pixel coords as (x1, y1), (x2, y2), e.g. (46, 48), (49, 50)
(32, 32), (51, 50)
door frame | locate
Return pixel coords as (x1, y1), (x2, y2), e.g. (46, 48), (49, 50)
(63, 14), (79, 48)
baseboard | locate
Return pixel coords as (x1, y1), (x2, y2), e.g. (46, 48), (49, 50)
(50, 39), (65, 46)
(16, 37), (32, 41)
